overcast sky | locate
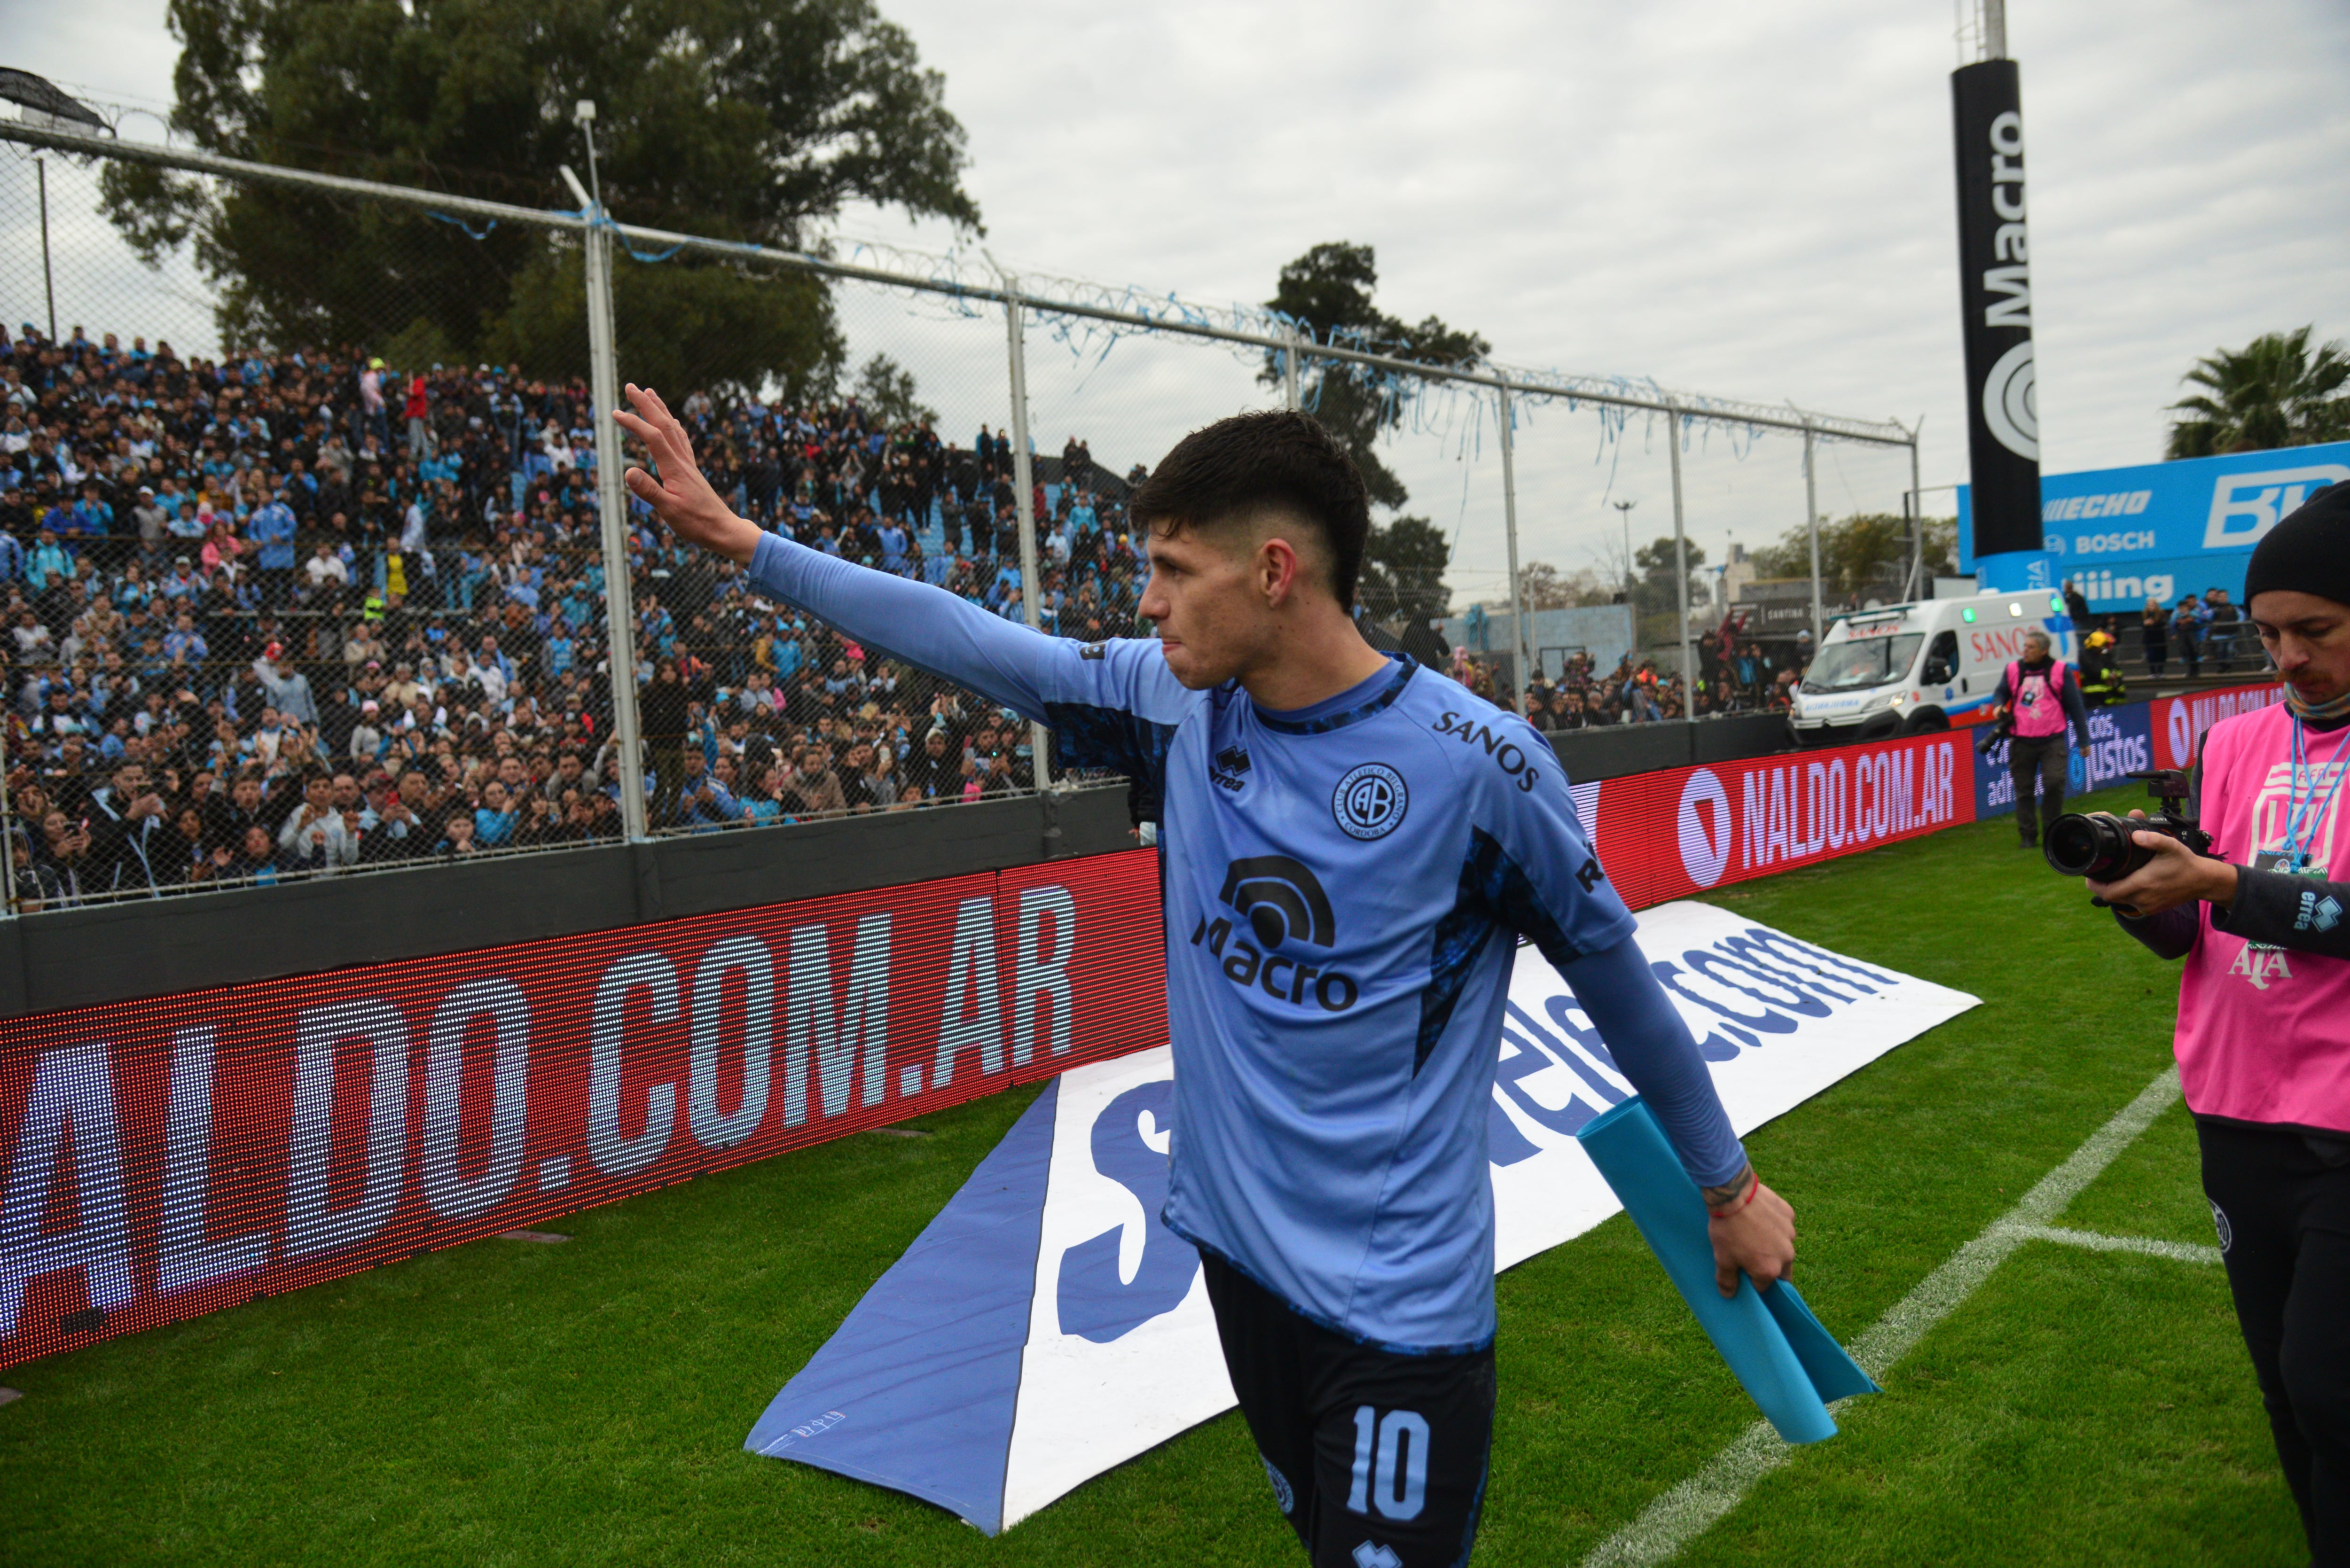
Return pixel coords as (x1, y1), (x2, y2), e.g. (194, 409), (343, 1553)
(4, 0), (2347, 601)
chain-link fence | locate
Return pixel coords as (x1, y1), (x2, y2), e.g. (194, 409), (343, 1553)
(0, 115), (1918, 914)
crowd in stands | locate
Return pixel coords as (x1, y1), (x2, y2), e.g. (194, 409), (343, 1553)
(1467, 620), (1805, 729)
(0, 320), (1158, 908)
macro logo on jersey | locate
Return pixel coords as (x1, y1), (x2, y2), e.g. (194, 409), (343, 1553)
(1429, 711), (1541, 792)
(1188, 856), (1359, 1012)
(1210, 744), (1253, 794)
(1332, 762), (1408, 839)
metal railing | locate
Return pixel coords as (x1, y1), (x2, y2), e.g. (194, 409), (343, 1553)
(0, 114), (1919, 914)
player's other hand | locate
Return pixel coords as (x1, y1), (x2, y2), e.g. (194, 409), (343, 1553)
(612, 384), (763, 564)
(1709, 1179), (1795, 1296)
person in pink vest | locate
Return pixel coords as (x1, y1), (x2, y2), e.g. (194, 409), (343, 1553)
(1991, 626), (2092, 848)
(2088, 480), (2350, 1566)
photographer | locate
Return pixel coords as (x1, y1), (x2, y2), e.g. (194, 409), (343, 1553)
(1991, 627), (2092, 849)
(2087, 484), (2350, 1566)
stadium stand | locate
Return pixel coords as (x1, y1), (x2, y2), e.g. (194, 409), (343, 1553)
(0, 321), (1153, 906)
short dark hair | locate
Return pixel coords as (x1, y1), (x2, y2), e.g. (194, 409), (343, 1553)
(1128, 411), (1371, 610)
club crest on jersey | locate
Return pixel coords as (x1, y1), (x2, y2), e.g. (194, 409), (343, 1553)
(1332, 762), (1409, 840)
(2230, 945), (2293, 990)
(1211, 744), (1253, 793)
(1189, 855), (1360, 1012)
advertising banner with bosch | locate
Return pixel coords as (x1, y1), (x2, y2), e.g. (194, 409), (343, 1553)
(1960, 440), (2350, 605)
(1790, 590), (2074, 743)
(0, 851), (1165, 1371)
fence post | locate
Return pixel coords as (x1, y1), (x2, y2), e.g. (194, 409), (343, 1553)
(1802, 419), (1824, 657)
(1002, 283), (1057, 804)
(1666, 398), (1693, 723)
(0, 713), (17, 915)
(1498, 384), (1533, 708)
(575, 174), (650, 842)
(1284, 328), (1301, 411)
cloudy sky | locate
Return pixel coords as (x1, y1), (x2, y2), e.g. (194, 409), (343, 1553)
(4, 0), (2347, 602)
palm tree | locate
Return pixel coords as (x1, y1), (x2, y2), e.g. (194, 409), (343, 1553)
(2165, 326), (2350, 459)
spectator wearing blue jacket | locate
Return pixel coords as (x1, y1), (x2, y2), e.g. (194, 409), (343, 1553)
(248, 492), (298, 599)
(670, 748), (740, 830)
(473, 779), (520, 846)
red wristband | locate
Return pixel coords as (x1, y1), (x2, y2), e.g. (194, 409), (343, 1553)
(1708, 1180), (1759, 1220)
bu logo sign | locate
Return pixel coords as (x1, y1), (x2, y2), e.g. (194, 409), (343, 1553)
(1677, 769), (1732, 889)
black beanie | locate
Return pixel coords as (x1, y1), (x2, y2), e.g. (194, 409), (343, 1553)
(2244, 480), (2350, 610)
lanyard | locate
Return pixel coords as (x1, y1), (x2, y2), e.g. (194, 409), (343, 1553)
(2280, 716), (2350, 869)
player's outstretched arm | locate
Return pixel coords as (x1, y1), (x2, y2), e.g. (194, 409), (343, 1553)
(1562, 938), (1797, 1296)
(615, 382), (764, 563)
(614, 383), (1178, 728)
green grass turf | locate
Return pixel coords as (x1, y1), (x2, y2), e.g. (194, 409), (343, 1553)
(0, 782), (2307, 1565)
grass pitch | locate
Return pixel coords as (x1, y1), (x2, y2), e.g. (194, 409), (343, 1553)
(0, 783), (2307, 1566)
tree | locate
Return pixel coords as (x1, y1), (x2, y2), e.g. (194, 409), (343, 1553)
(2165, 326), (2350, 459)
(1514, 560), (1613, 612)
(1261, 242), (1489, 511)
(850, 353), (935, 425)
(1751, 513), (1955, 600)
(103, 0), (981, 397)
(1355, 515), (1452, 624)
(1633, 535), (1708, 606)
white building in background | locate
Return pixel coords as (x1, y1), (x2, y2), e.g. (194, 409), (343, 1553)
(1439, 602), (1637, 679)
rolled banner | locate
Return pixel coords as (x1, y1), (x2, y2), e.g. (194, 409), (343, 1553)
(1576, 1096), (1877, 1444)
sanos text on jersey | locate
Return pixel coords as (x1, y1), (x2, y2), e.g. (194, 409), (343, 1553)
(1431, 712), (1542, 791)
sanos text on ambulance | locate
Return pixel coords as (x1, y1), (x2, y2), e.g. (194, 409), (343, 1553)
(1958, 440), (2350, 612)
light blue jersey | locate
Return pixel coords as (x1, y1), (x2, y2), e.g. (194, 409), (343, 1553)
(747, 535), (1744, 1353)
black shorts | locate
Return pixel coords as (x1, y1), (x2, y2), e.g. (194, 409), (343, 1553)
(1201, 1252), (1495, 1568)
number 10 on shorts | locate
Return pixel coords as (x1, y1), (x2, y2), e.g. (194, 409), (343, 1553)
(1347, 1405), (1429, 1520)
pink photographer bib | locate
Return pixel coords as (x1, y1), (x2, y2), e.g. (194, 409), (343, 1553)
(2175, 701), (2350, 1133)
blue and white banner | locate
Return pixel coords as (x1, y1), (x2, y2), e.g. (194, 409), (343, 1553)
(1974, 700), (2155, 819)
(744, 902), (1979, 1533)
(1959, 440), (2350, 608)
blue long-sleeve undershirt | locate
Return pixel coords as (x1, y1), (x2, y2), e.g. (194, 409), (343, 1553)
(1561, 936), (1749, 1189)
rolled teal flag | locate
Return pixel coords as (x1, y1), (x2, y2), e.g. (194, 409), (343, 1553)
(1576, 1096), (1877, 1444)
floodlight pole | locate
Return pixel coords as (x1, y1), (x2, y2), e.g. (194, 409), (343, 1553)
(1666, 399), (1693, 722)
(38, 156), (55, 343)
(1802, 419), (1824, 655)
(1498, 385), (1532, 705)
(1000, 275), (1057, 810)
(566, 124), (649, 843)
(1907, 421), (1927, 599)
(1283, 327), (1301, 411)
(1614, 499), (1636, 596)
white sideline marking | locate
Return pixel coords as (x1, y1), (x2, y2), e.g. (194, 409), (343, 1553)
(2022, 1225), (2222, 1266)
(1581, 1065), (2184, 1568)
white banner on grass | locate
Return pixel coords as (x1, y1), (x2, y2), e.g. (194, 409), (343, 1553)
(745, 901), (1980, 1533)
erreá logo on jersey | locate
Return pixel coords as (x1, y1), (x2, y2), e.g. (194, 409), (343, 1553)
(1188, 855), (1360, 1011)
(1333, 762), (1408, 839)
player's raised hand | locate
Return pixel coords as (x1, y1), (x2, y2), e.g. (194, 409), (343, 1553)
(1708, 1176), (1796, 1296)
(613, 383), (762, 563)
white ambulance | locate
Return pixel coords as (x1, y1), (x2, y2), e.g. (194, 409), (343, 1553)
(1787, 590), (2075, 746)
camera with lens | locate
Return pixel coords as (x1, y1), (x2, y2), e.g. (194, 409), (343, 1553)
(2042, 769), (2213, 881)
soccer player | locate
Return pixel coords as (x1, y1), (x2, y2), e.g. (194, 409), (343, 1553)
(616, 390), (1795, 1568)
